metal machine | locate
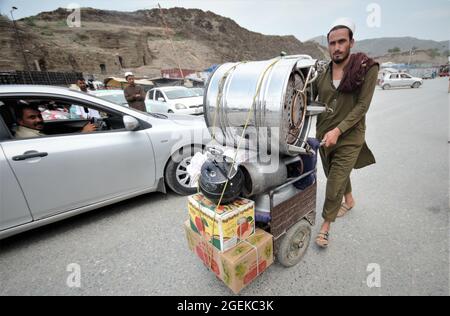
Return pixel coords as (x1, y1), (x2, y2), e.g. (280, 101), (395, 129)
(203, 54), (327, 199)
(201, 54), (327, 266)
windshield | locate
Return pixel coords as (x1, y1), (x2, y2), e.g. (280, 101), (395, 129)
(191, 88), (204, 96)
(95, 92), (128, 106)
(85, 91), (167, 119)
(164, 89), (197, 100)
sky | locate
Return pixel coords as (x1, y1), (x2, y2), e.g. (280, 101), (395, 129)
(0, 0), (449, 42)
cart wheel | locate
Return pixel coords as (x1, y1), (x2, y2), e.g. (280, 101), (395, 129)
(277, 219), (312, 267)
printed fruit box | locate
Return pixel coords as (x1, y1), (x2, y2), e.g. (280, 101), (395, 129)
(184, 220), (274, 294)
(188, 193), (255, 253)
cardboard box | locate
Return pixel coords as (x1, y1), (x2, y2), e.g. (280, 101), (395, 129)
(188, 193), (255, 253)
(185, 220), (274, 294)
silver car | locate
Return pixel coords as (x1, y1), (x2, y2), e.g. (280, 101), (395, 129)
(380, 73), (423, 90)
(0, 85), (210, 239)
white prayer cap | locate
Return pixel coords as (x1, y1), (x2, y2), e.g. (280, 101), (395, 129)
(329, 17), (356, 34)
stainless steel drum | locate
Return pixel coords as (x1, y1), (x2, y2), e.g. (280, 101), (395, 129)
(204, 55), (317, 157)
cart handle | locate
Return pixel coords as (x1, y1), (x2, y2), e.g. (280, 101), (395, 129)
(269, 169), (317, 210)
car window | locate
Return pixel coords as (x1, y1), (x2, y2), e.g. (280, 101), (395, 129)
(0, 101), (12, 140)
(33, 101), (106, 122)
(164, 89), (196, 100)
(401, 74), (411, 79)
(94, 92), (128, 107)
(149, 90), (155, 100)
(0, 97), (126, 140)
(155, 90), (165, 101)
(0, 118), (10, 140)
(191, 88), (204, 97)
(41, 103), (73, 121)
(390, 74), (398, 79)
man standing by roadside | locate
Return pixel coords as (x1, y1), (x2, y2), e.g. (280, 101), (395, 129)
(314, 18), (379, 248)
(75, 78), (94, 93)
(124, 72), (146, 112)
(71, 77), (101, 119)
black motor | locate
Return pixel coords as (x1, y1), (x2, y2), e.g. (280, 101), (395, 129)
(199, 158), (244, 205)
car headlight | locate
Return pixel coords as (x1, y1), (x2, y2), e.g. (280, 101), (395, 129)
(175, 103), (187, 110)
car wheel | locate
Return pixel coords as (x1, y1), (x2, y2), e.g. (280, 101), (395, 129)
(165, 146), (203, 196)
(382, 84), (391, 90)
(168, 110), (174, 114)
(412, 82), (421, 88)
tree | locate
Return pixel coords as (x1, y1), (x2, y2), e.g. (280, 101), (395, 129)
(428, 48), (441, 58)
(388, 47), (401, 54)
(23, 17), (36, 27)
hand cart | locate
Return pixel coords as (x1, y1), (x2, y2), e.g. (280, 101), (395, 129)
(255, 169), (317, 267)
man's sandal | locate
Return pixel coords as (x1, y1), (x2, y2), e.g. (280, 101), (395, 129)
(316, 231), (329, 248)
(337, 203), (354, 218)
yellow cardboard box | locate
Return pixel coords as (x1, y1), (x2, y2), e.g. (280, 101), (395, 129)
(188, 193), (255, 253)
(184, 220), (274, 294)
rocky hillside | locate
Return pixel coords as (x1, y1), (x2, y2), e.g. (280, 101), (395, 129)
(373, 49), (449, 65)
(0, 8), (325, 77)
(354, 37), (448, 58)
(308, 35), (449, 58)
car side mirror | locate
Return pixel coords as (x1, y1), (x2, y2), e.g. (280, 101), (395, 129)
(123, 115), (140, 131)
(158, 97), (165, 102)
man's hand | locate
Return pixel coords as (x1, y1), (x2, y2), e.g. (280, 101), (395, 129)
(322, 127), (342, 148)
(81, 123), (97, 133)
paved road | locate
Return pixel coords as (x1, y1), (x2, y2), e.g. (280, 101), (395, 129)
(1, 78), (448, 296)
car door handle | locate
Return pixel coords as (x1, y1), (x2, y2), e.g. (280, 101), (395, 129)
(12, 151), (48, 161)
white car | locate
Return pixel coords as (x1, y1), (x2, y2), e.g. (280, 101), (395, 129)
(380, 73), (423, 90)
(0, 85), (211, 239)
(146, 86), (204, 115)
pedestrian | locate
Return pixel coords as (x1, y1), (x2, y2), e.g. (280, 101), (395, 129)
(124, 72), (146, 112)
(74, 78), (94, 93)
(313, 18), (379, 248)
(70, 78), (101, 119)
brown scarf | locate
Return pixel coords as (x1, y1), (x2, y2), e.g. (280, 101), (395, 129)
(337, 52), (379, 93)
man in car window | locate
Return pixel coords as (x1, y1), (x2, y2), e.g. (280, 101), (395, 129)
(14, 103), (97, 139)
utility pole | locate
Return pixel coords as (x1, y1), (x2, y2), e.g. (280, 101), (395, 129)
(10, 6), (34, 83)
(407, 48), (415, 70)
(158, 3), (184, 79)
